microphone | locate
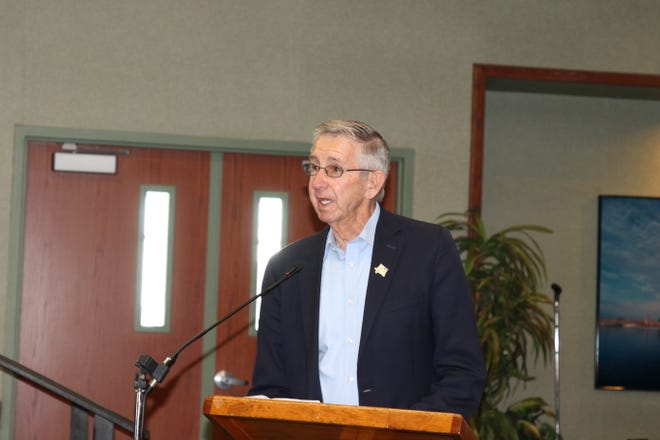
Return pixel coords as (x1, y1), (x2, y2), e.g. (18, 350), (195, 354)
(551, 283), (562, 298)
(134, 262), (303, 393)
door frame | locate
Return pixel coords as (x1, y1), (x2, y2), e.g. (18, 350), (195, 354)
(3, 125), (415, 439)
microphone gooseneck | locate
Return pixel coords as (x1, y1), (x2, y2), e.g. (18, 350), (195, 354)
(144, 262), (303, 391)
(169, 262), (302, 365)
(133, 262), (303, 439)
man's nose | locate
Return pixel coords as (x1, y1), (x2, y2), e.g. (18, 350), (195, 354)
(310, 171), (329, 188)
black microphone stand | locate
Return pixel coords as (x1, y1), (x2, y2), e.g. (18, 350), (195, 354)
(132, 263), (303, 440)
(551, 283), (562, 440)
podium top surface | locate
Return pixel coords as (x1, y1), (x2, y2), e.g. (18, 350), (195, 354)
(203, 395), (477, 440)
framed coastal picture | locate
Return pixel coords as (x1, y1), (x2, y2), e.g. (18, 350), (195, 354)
(596, 195), (660, 390)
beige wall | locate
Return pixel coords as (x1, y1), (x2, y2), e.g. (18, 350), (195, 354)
(484, 91), (660, 439)
(2, 1), (659, 438)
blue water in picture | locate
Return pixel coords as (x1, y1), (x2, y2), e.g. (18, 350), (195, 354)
(597, 196), (660, 391)
(597, 326), (660, 390)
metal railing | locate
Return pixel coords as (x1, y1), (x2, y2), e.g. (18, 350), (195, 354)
(0, 354), (147, 439)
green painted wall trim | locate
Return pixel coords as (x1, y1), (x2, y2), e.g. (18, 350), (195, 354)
(199, 152), (223, 440)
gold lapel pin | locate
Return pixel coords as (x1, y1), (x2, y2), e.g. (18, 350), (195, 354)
(374, 263), (389, 278)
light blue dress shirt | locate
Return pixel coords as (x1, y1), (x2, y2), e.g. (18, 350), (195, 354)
(318, 204), (380, 405)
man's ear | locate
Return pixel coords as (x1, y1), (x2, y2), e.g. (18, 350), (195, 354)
(366, 170), (387, 199)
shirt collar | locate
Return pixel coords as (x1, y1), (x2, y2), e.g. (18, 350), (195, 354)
(325, 203), (381, 250)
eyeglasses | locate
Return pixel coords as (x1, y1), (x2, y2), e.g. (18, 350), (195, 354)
(302, 160), (374, 178)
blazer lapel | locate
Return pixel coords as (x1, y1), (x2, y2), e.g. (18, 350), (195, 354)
(298, 228), (327, 398)
(359, 210), (402, 356)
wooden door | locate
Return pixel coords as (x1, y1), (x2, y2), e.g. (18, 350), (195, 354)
(16, 145), (398, 439)
(213, 153), (398, 399)
(17, 142), (210, 439)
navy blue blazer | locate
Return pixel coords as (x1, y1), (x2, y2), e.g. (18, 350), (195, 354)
(248, 209), (486, 420)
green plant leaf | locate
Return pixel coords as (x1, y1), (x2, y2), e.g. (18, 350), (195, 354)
(437, 212), (555, 436)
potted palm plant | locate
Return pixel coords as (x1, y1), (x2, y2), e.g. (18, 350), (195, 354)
(437, 212), (556, 440)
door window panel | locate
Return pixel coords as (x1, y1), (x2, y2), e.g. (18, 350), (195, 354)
(252, 192), (288, 332)
(136, 185), (176, 331)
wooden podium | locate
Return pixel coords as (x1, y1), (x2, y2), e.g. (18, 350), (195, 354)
(203, 396), (477, 440)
